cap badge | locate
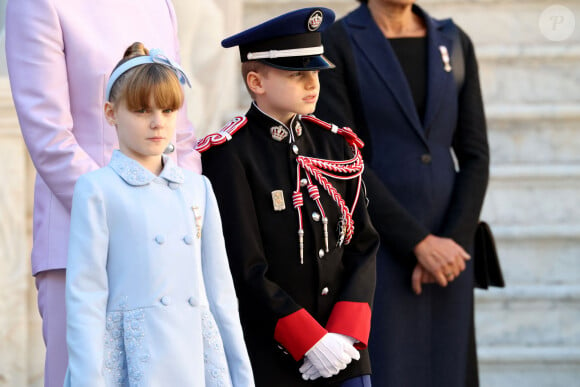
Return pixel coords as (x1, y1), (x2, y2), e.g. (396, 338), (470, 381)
(307, 10), (323, 32)
(270, 125), (289, 141)
(295, 122), (303, 137)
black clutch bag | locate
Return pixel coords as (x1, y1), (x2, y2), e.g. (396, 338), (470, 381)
(474, 221), (505, 289)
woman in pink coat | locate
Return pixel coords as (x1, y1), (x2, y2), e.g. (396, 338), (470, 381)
(5, 1), (201, 385)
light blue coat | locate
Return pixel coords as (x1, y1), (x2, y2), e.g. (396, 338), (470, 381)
(65, 150), (254, 386)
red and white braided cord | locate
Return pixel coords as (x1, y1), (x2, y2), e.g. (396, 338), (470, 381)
(296, 147), (364, 245)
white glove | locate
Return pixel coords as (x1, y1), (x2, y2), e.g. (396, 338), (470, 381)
(299, 333), (360, 379)
(299, 357), (321, 380)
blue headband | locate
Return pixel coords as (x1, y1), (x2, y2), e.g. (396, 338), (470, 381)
(105, 48), (191, 101)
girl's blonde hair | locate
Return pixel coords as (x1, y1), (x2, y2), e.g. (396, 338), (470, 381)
(108, 42), (184, 110)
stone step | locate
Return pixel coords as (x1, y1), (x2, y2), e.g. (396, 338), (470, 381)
(480, 224), (580, 286)
(482, 164), (580, 226)
(475, 285), (580, 346)
(486, 104), (580, 165)
(424, 1), (580, 46)
(477, 44), (580, 104)
(246, 0), (580, 45)
(478, 345), (580, 387)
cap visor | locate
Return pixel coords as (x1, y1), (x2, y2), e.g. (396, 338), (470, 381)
(261, 54), (335, 71)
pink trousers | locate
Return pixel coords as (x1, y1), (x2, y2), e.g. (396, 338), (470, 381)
(35, 269), (68, 387)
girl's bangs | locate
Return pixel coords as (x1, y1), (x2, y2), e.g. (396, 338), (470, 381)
(123, 65), (184, 110)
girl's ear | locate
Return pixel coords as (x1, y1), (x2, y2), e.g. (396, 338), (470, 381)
(104, 102), (117, 126)
(247, 71), (265, 96)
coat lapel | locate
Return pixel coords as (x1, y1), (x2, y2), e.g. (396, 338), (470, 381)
(345, 5), (457, 140)
(418, 7), (454, 134)
(345, 6), (426, 143)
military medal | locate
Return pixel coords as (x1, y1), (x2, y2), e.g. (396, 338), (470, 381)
(271, 190), (286, 211)
(192, 206), (203, 238)
(270, 125), (288, 141)
(439, 45), (452, 72)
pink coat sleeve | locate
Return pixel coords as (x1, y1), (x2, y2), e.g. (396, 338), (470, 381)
(6, 0), (100, 212)
(164, 0), (202, 174)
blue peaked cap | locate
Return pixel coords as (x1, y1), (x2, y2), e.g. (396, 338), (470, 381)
(221, 7), (336, 71)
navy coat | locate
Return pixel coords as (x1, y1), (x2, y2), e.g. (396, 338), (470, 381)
(316, 4), (489, 386)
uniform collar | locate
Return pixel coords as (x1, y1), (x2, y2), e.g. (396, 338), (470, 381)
(248, 102), (304, 143)
(109, 149), (184, 186)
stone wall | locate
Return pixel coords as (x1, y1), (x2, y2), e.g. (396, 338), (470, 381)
(0, 78), (43, 385)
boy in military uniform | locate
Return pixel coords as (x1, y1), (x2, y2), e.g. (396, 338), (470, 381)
(197, 8), (378, 386)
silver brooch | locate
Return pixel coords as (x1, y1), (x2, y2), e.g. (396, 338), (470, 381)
(438, 45), (452, 72)
(192, 206), (203, 238)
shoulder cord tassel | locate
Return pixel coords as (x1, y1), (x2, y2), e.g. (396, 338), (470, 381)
(305, 176), (329, 252)
(292, 165), (305, 264)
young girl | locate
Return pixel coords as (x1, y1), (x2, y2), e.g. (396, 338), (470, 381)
(64, 42), (254, 387)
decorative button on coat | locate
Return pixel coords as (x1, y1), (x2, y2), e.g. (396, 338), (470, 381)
(321, 287), (329, 296)
(154, 235), (165, 245)
(160, 296), (171, 306)
(183, 235), (194, 245)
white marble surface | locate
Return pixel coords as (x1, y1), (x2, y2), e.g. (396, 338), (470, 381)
(0, 78), (43, 386)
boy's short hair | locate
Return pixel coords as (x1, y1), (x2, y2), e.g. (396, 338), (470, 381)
(241, 61), (271, 99)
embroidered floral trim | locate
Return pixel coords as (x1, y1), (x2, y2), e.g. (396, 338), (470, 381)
(202, 309), (232, 387)
(104, 304), (150, 386)
(109, 150), (184, 186)
(104, 312), (127, 385)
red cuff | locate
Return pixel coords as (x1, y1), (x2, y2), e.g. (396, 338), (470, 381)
(274, 309), (327, 360)
(326, 301), (371, 349)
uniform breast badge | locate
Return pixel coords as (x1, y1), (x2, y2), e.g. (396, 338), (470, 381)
(191, 206), (203, 238)
(270, 125), (289, 142)
(271, 190), (286, 211)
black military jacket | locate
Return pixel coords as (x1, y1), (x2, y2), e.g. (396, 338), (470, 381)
(199, 103), (379, 386)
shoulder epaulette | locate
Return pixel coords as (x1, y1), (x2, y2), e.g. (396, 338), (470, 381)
(301, 115), (364, 149)
(195, 116), (248, 153)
